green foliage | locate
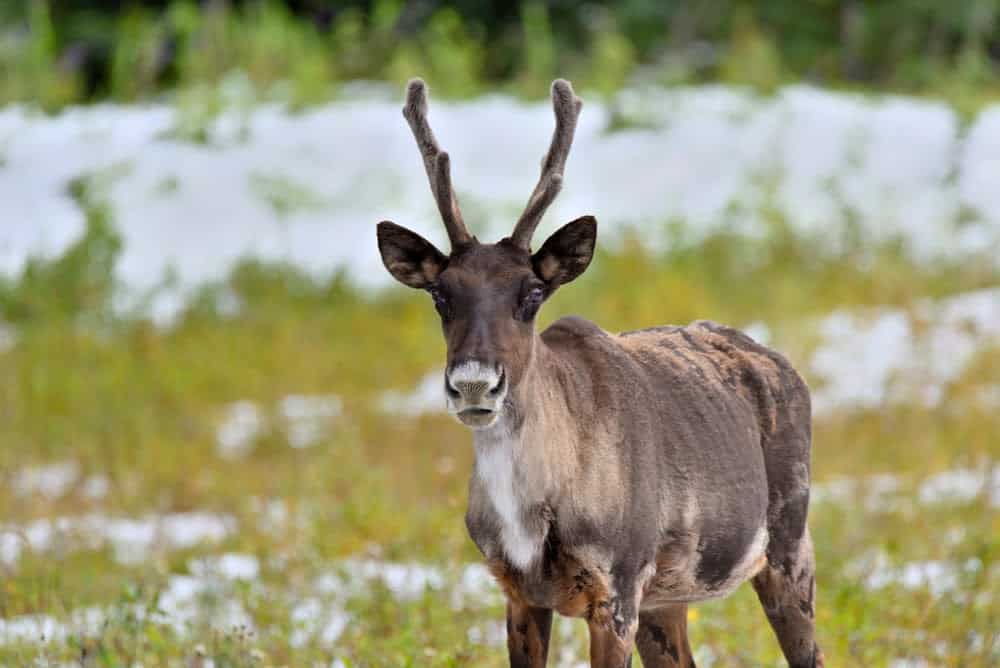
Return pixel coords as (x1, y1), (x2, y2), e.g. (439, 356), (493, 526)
(0, 0), (78, 109)
(3, 0), (999, 110)
(0, 172), (121, 326)
(585, 13), (637, 98)
(517, 2), (557, 96)
(108, 6), (165, 102)
(719, 9), (783, 93)
(386, 7), (485, 97)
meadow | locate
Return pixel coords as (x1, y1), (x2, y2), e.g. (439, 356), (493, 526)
(2, 208), (998, 666)
(1, 15), (1000, 666)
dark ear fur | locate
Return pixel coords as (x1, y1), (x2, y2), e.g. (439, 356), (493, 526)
(531, 216), (597, 287)
(376, 221), (448, 289)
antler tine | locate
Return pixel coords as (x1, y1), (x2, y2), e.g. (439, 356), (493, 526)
(402, 78), (472, 248)
(510, 79), (583, 250)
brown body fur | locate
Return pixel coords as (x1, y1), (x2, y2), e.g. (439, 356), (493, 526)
(464, 318), (821, 667)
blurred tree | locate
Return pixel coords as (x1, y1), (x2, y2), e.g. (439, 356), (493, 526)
(0, 0), (997, 104)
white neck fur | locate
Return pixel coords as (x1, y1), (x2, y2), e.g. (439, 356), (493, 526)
(473, 418), (545, 570)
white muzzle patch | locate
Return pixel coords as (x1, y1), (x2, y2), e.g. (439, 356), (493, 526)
(446, 361), (507, 428)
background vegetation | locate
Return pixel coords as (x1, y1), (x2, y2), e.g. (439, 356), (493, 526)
(2, 0), (1000, 111)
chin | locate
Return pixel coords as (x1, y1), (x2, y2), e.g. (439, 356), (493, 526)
(455, 408), (500, 429)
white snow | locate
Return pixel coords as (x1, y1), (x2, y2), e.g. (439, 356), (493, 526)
(0, 556), (498, 649)
(154, 573), (255, 634)
(919, 467), (1000, 506)
(0, 572), (254, 646)
(215, 400), (263, 459)
(12, 461), (80, 499)
(215, 393), (343, 457)
(189, 552), (261, 581)
(813, 464), (1000, 512)
(2, 85), (999, 324)
(289, 597), (349, 648)
(810, 288), (1000, 413)
(863, 554), (985, 598)
(466, 619), (506, 647)
(0, 606), (105, 646)
(279, 394), (342, 449)
(378, 370), (446, 416)
(81, 474), (111, 500)
(0, 511), (236, 566)
(811, 473), (904, 512)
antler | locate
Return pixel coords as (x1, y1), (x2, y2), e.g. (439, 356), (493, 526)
(510, 79), (583, 251)
(402, 79), (473, 248)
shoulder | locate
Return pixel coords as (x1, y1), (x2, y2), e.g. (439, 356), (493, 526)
(541, 315), (610, 343)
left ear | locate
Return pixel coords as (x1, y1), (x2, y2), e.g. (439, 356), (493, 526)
(531, 216), (597, 287)
(376, 221), (449, 289)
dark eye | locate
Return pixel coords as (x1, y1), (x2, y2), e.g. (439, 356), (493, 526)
(429, 288), (450, 319)
(516, 287), (545, 322)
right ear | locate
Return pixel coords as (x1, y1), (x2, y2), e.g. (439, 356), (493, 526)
(376, 221), (448, 289)
(531, 216), (597, 288)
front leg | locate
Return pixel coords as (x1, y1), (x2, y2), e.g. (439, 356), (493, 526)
(585, 562), (656, 668)
(588, 604), (639, 668)
(506, 599), (553, 668)
(588, 615), (637, 668)
(587, 590), (641, 668)
(636, 604), (695, 667)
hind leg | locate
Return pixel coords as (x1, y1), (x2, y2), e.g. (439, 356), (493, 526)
(636, 604), (695, 667)
(752, 529), (823, 668)
(752, 364), (822, 667)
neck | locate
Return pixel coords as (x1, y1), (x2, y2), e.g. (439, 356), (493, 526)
(471, 333), (578, 493)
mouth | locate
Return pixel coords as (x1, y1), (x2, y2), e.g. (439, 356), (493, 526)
(457, 407), (498, 427)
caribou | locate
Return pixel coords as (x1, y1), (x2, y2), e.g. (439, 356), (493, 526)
(376, 78), (823, 668)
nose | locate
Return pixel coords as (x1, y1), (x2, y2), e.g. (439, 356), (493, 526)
(446, 360), (506, 404)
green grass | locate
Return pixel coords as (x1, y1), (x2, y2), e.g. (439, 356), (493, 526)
(1, 179), (998, 666)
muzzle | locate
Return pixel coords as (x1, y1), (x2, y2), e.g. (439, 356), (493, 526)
(445, 360), (507, 428)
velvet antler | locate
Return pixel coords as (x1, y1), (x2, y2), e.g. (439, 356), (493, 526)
(402, 79), (473, 248)
(510, 79), (583, 251)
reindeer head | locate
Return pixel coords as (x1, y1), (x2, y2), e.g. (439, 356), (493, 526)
(377, 79), (596, 429)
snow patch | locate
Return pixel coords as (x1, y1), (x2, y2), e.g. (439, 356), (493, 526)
(215, 400), (263, 459)
(379, 371), (446, 417)
(863, 554), (984, 598)
(189, 552), (260, 581)
(812, 464), (1000, 511)
(12, 461), (79, 499)
(279, 394), (342, 449)
(2, 87), (1000, 325)
(810, 288), (1000, 413)
(1, 511), (236, 567)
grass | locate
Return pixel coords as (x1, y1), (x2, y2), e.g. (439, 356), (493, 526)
(1, 172), (998, 666)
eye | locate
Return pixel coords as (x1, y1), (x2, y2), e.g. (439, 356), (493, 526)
(429, 287), (450, 319)
(516, 286), (545, 322)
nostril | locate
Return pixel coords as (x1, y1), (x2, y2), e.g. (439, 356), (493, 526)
(488, 368), (507, 396)
(458, 381), (489, 396)
(446, 362), (504, 400)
